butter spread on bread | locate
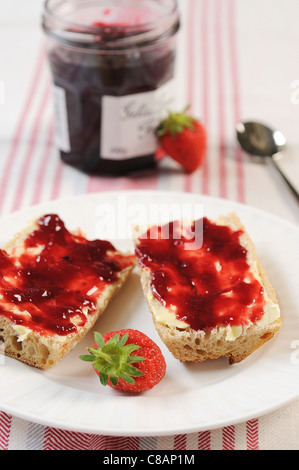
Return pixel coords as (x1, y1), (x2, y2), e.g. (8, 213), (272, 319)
(134, 213), (281, 364)
(0, 214), (135, 369)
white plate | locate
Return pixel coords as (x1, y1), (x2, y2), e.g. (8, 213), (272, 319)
(0, 190), (298, 437)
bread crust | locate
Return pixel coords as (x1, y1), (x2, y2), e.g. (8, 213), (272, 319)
(134, 213), (282, 364)
(0, 216), (135, 370)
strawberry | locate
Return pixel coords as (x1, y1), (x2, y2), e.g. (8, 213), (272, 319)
(156, 107), (207, 173)
(80, 329), (166, 393)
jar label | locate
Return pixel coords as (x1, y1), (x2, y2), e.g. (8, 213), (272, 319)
(53, 85), (71, 153)
(100, 80), (175, 161)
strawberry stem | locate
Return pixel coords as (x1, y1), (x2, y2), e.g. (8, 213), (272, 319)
(87, 347), (113, 363)
(79, 332), (146, 386)
(156, 106), (197, 137)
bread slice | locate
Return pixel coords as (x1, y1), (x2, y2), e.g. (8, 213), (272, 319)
(0, 214), (135, 370)
(134, 213), (281, 365)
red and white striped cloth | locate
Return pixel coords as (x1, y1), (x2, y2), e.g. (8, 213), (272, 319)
(0, 0), (299, 450)
(0, 411), (260, 450)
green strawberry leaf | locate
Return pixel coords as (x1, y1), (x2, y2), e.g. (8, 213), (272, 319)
(110, 375), (119, 386)
(79, 354), (95, 362)
(94, 331), (105, 348)
(156, 106), (197, 137)
(118, 373), (135, 385)
(122, 364), (144, 377)
(126, 355), (146, 364)
(99, 372), (108, 386)
(79, 331), (146, 387)
(118, 332), (129, 347)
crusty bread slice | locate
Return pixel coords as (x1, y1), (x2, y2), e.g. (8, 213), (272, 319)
(134, 213), (281, 365)
(0, 214), (135, 370)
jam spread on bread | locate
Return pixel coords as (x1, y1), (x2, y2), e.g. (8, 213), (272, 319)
(135, 218), (265, 330)
(0, 214), (135, 336)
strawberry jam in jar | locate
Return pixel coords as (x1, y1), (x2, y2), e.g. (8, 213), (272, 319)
(42, 0), (180, 175)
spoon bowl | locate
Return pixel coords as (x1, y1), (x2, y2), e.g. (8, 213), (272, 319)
(236, 121), (286, 161)
(236, 121), (299, 204)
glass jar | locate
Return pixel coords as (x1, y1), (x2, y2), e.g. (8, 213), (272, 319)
(42, 0), (180, 175)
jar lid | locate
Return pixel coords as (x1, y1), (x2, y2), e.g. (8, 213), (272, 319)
(42, 0), (180, 51)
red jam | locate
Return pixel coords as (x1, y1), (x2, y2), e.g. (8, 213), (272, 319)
(135, 218), (265, 331)
(0, 215), (135, 337)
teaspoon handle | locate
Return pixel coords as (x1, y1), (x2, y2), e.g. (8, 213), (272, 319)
(266, 156), (299, 204)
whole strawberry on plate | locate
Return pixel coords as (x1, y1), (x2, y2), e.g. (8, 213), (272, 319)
(80, 329), (166, 393)
(156, 107), (207, 173)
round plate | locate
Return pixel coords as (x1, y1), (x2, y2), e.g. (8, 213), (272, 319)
(0, 190), (298, 436)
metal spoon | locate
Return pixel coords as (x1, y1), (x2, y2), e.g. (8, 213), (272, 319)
(236, 121), (299, 204)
